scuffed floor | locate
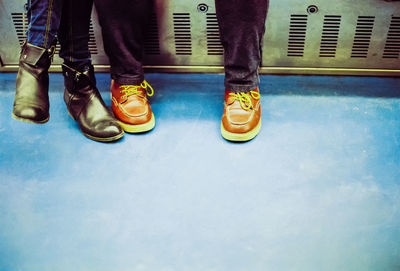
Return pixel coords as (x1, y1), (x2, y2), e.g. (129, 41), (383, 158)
(0, 73), (399, 271)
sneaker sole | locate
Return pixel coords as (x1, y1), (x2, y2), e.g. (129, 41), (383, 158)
(221, 120), (261, 142)
(12, 112), (49, 124)
(118, 113), (155, 133)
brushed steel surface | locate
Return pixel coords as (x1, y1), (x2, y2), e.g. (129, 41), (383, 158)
(1, 0), (400, 74)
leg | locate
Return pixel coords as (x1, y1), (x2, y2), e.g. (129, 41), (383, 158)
(57, 0), (124, 142)
(94, 0), (153, 84)
(215, 0), (269, 92)
(57, 0), (93, 69)
(94, 0), (156, 133)
(215, 0), (269, 142)
(27, 0), (63, 49)
(12, 0), (63, 124)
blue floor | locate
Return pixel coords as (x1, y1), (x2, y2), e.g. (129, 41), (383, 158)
(0, 73), (400, 271)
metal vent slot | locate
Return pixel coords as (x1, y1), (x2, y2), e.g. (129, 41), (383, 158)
(87, 23), (98, 55)
(11, 13), (28, 46)
(383, 16), (400, 59)
(206, 13), (223, 56)
(351, 16), (374, 58)
(11, 12), (97, 55)
(144, 13), (160, 55)
(173, 13), (192, 55)
(319, 15), (341, 58)
(287, 14), (308, 57)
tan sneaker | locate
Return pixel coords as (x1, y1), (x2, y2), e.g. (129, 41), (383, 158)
(221, 87), (261, 141)
(110, 80), (155, 133)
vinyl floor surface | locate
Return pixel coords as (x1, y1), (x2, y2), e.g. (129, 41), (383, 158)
(0, 73), (399, 271)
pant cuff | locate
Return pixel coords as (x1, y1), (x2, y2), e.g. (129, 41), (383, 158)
(63, 59), (92, 70)
(111, 74), (144, 85)
(225, 83), (259, 92)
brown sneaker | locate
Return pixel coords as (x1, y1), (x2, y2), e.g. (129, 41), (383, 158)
(221, 87), (261, 141)
(110, 80), (155, 133)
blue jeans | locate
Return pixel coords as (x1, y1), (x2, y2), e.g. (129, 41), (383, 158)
(26, 0), (93, 67)
(215, 0), (269, 92)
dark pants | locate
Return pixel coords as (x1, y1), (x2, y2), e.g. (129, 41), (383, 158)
(26, 0), (93, 67)
(93, 0), (268, 89)
(94, 0), (153, 85)
(215, 0), (269, 92)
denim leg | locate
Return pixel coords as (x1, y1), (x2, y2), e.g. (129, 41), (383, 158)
(94, 0), (154, 85)
(215, 0), (269, 92)
(27, 0), (63, 49)
(57, 0), (93, 69)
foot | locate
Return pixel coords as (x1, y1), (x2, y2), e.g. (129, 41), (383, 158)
(110, 80), (155, 133)
(221, 87), (261, 142)
(12, 43), (53, 124)
(63, 64), (124, 142)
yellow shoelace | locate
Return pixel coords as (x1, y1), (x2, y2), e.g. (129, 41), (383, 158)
(120, 80), (154, 99)
(229, 90), (260, 110)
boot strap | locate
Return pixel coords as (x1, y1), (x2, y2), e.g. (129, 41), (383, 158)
(62, 64), (96, 89)
(20, 42), (54, 66)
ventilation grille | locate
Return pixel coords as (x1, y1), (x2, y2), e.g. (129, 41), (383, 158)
(144, 13), (160, 55)
(287, 15), (308, 57)
(87, 23), (98, 55)
(319, 15), (341, 57)
(383, 16), (400, 59)
(11, 13), (28, 46)
(11, 12), (97, 55)
(351, 16), (374, 58)
(173, 13), (192, 55)
(206, 13), (223, 55)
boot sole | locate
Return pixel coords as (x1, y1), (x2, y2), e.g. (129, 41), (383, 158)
(221, 120), (261, 142)
(12, 112), (49, 124)
(83, 131), (125, 142)
(118, 113), (155, 133)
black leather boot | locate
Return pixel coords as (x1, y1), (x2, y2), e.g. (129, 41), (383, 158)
(62, 64), (124, 142)
(12, 43), (54, 123)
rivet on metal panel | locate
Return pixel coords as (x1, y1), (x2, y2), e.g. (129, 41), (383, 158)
(307, 5), (318, 14)
(197, 4), (209, 13)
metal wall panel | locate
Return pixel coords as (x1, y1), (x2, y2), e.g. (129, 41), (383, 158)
(263, 0), (400, 69)
(142, 0), (224, 66)
(1, 0), (400, 73)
